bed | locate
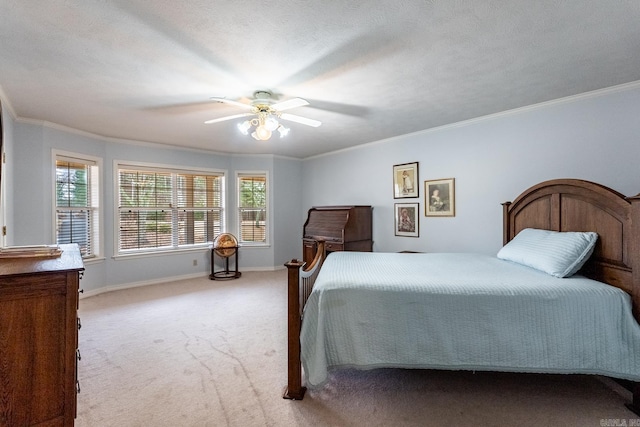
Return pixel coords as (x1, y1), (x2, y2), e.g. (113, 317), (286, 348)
(283, 179), (640, 414)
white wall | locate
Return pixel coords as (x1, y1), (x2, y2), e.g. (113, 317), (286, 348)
(6, 83), (640, 292)
(302, 84), (640, 255)
(273, 156), (303, 265)
(226, 154), (303, 270)
(0, 99), (15, 246)
(10, 121), (303, 293)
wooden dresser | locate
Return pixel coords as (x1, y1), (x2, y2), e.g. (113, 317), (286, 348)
(0, 244), (84, 427)
(302, 205), (373, 264)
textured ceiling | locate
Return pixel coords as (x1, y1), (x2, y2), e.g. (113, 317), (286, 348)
(1, 1), (639, 158)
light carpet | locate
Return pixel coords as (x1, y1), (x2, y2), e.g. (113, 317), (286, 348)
(76, 270), (637, 426)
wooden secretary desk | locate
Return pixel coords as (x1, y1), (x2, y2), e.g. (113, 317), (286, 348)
(302, 205), (373, 264)
(0, 244), (84, 427)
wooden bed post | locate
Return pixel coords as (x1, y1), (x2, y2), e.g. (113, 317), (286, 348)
(501, 201), (512, 245)
(629, 194), (640, 324)
(283, 259), (306, 400)
(627, 194), (640, 415)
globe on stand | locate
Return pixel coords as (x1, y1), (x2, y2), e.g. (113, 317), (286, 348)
(214, 233), (238, 257)
(210, 233), (241, 280)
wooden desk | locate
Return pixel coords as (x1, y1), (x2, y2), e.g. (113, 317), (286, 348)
(302, 205), (373, 264)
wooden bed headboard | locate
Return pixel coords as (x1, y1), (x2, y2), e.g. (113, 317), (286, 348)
(502, 179), (640, 319)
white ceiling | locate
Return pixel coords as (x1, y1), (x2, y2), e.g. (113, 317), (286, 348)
(1, 1), (639, 159)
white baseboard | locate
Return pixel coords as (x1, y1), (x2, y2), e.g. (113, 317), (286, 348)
(80, 265), (286, 299)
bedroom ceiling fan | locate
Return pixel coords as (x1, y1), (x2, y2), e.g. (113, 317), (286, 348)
(204, 90), (322, 141)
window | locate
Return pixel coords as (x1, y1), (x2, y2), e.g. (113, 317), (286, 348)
(116, 162), (224, 255)
(237, 172), (267, 245)
(54, 152), (101, 259)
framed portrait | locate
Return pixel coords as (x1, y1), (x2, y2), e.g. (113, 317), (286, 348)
(395, 203), (419, 237)
(393, 162), (419, 199)
(425, 178), (455, 217)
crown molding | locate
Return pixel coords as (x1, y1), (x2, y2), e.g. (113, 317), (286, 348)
(304, 80), (640, 160)
(5, 79), (640, 161)
(14, 117), (236, 156)
(0, 85), (17, 120)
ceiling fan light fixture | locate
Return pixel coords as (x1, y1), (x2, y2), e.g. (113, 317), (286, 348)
(277, 125), (289, 138)
(237, 120), (251, 135)
(254, 125), (272, 141)
(264, 116), (279, 131)
(207, 90), (321, 141)
(243, 115), (276, 140)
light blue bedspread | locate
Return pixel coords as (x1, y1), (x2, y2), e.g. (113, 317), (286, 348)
(300, 252), (640, 387)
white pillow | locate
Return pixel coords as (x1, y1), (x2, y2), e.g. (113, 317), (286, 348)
(497, 228), (598, 278)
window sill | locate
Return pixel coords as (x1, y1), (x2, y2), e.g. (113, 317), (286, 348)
(83, 256), (106, 265)
(239, 244), (271, 249)
(113, 246), (210, 261)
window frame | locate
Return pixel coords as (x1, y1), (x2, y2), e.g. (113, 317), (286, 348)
(114, 160), (226, 258)
(52, 150), (103, 260)
(236, 170), (269, 247)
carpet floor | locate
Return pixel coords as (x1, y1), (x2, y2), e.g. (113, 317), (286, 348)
(76, 270), (637, 426)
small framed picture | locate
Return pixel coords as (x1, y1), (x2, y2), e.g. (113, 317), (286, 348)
(395, 203), (419, 237)
(425, 178), (455, 217)
(393, 162), (419, 199)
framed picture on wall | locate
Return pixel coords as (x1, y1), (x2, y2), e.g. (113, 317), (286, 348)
(425, 178), (455, 217)
(395, 203), (419, 237)
(393, 162), (419, 198)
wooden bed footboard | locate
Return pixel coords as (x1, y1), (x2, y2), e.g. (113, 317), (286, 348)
(283, 241), (326, 400)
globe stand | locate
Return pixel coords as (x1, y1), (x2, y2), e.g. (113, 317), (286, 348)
(210, 245), (241, 280)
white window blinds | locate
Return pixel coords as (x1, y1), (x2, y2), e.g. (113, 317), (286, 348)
(237, 173), (267, 244)
(55, 155), (100, 258)
(117, 164), (224, 254)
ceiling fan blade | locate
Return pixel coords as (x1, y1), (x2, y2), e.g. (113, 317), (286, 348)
(280, 113), (322, 127)
(210, 97), (254, 110)
(204, 113), (253, 124)
(301, 98), (370, 117)
(271, 97), (309, 112)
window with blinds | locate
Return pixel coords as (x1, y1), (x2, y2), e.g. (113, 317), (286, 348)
(55, 154), (100, 258)
(237, 172), (267, 245)
(117, 163), (224, 254)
